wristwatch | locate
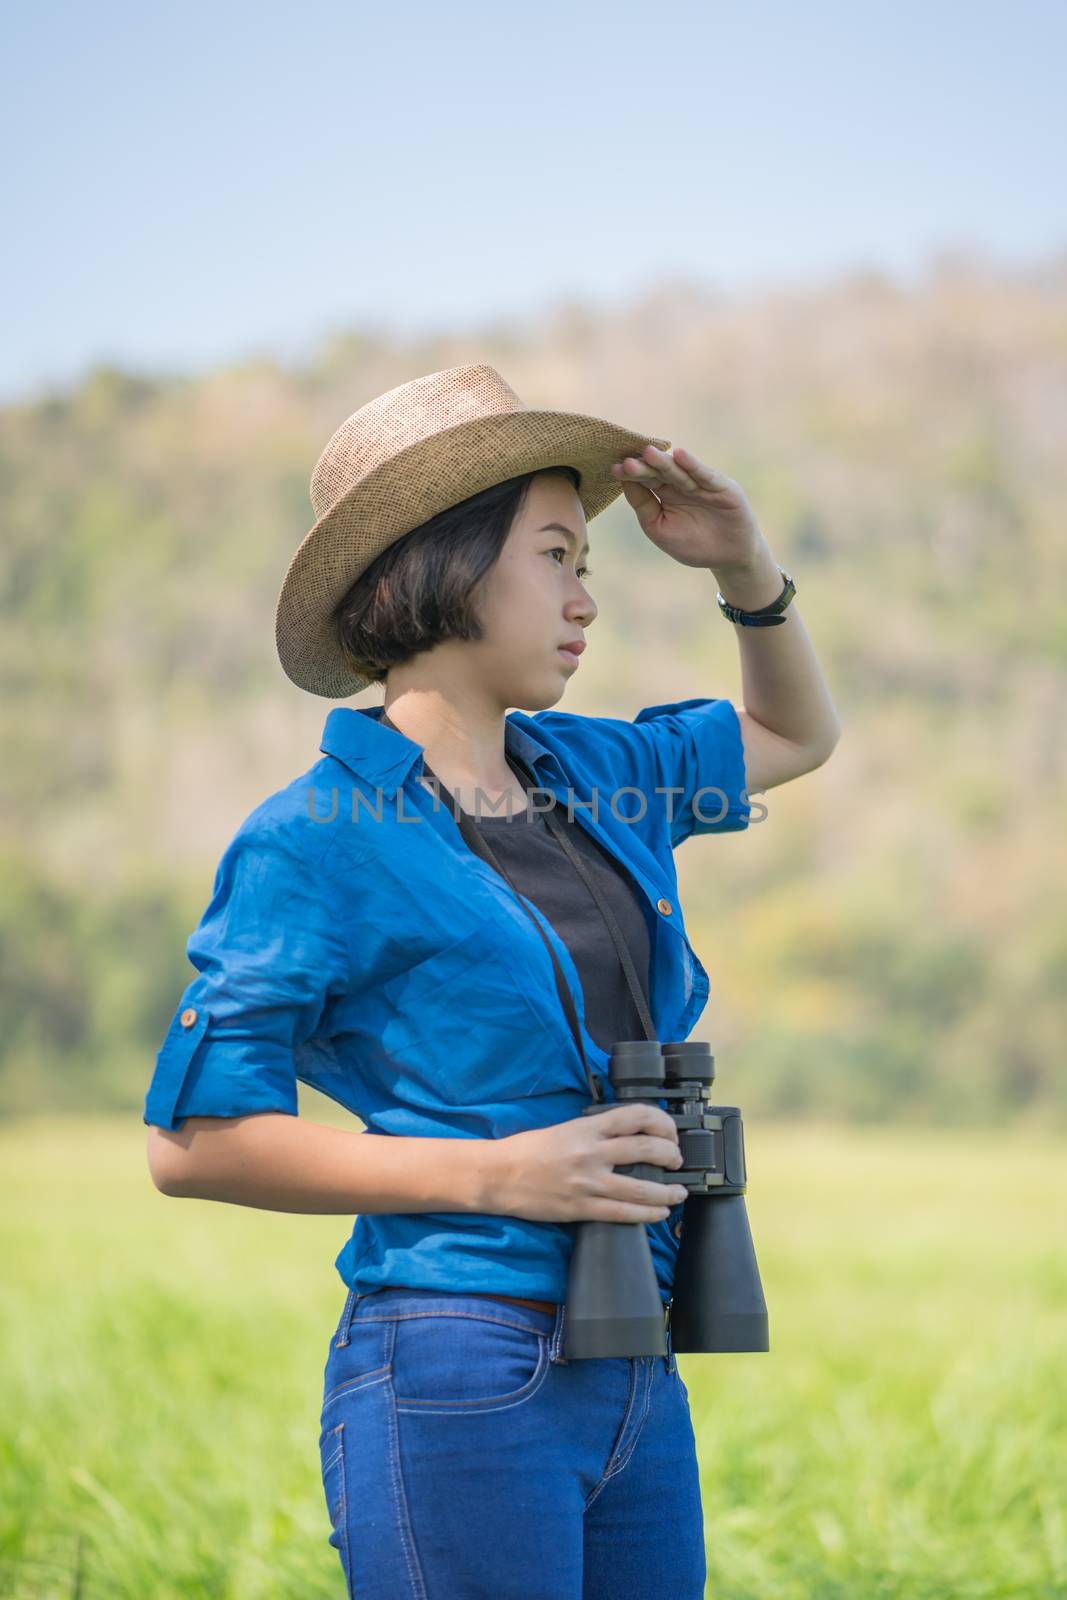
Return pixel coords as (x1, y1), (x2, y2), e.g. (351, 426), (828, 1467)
(716, 565), (796, 627)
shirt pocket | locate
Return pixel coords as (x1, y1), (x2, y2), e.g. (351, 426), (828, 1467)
(378, 916), (553, 1106)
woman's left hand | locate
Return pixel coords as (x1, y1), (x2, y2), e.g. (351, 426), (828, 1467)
(611, 444), (765, 571)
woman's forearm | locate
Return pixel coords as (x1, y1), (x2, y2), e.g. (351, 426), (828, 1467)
(711, 538), (842, 755)
(146, 1113), (498, 1215)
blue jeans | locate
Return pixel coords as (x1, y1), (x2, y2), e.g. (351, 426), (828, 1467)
(318, 1286), (706, 1599)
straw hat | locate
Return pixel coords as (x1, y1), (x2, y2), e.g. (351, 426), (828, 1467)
(275, 362), (671, 697)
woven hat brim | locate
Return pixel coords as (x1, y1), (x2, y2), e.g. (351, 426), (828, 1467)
(275, 408), (671, 698)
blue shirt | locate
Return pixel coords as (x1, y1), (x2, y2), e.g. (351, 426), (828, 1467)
(143, 698), (751, 1303)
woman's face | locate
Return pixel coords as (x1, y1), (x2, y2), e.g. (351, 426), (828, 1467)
(469, 470), (598, 711)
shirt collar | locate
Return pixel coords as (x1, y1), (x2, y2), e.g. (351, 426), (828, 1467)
(319, 705), (565, 797)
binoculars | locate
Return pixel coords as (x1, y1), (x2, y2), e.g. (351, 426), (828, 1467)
(562, 1039), (769, 1361)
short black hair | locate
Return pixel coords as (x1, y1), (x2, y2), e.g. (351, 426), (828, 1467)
(332, 464), (582, 686)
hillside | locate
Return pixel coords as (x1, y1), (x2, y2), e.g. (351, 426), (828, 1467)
(2, 252), (1064, 1124)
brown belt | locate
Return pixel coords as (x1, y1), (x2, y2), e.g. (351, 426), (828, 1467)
(385, 1285), (559, 1316)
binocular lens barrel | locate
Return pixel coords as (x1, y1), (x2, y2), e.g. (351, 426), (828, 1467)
(562, 1039), (769, 1360)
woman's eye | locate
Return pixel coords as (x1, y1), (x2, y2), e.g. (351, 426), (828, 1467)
(548, 547), (593, 582)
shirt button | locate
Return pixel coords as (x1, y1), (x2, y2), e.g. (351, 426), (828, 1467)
(674, 1221), (684, 1238)
(180, 1008), (198, 1028)
(656, 897), (673, 915)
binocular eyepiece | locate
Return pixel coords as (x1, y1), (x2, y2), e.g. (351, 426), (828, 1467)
(563, 1038), (770, 1361)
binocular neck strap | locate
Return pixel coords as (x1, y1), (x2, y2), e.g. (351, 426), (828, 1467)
(410, 745), (656, 1105)
(505, 750), (656, 1047)
(420, 756), (602, 1103)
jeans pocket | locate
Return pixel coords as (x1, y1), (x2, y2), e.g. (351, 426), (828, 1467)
(322, 1317), (394, 1414)
(390, 1309), (550, 1414)
(319, 1421), (351, 1593)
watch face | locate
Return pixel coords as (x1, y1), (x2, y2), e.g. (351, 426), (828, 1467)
(771, 571), (794, 608)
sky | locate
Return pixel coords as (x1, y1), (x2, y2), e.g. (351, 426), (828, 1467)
(2, 0), (1065, 404)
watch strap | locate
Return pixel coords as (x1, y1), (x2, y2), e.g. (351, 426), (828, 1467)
(717, 565), (796, 627)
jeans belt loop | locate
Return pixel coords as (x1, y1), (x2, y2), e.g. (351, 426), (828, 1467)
(550, 1302), (569, 1364)
(335, 1285), (359, 1349)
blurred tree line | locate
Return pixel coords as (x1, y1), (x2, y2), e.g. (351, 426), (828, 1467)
(1, 251), (1064, 1125)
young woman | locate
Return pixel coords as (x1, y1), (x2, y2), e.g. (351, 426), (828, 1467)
(144, 363), (841, 1598)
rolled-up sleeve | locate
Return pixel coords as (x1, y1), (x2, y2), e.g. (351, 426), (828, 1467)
(143, 823), (351, 1130)
(630, 696), (750, 846)
(534, 696), (750, 849)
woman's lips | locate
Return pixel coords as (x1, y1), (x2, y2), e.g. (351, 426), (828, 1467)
(557, 646), (582, 667)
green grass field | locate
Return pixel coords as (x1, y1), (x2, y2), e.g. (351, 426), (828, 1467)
(1, 1108), (1064, 1599)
